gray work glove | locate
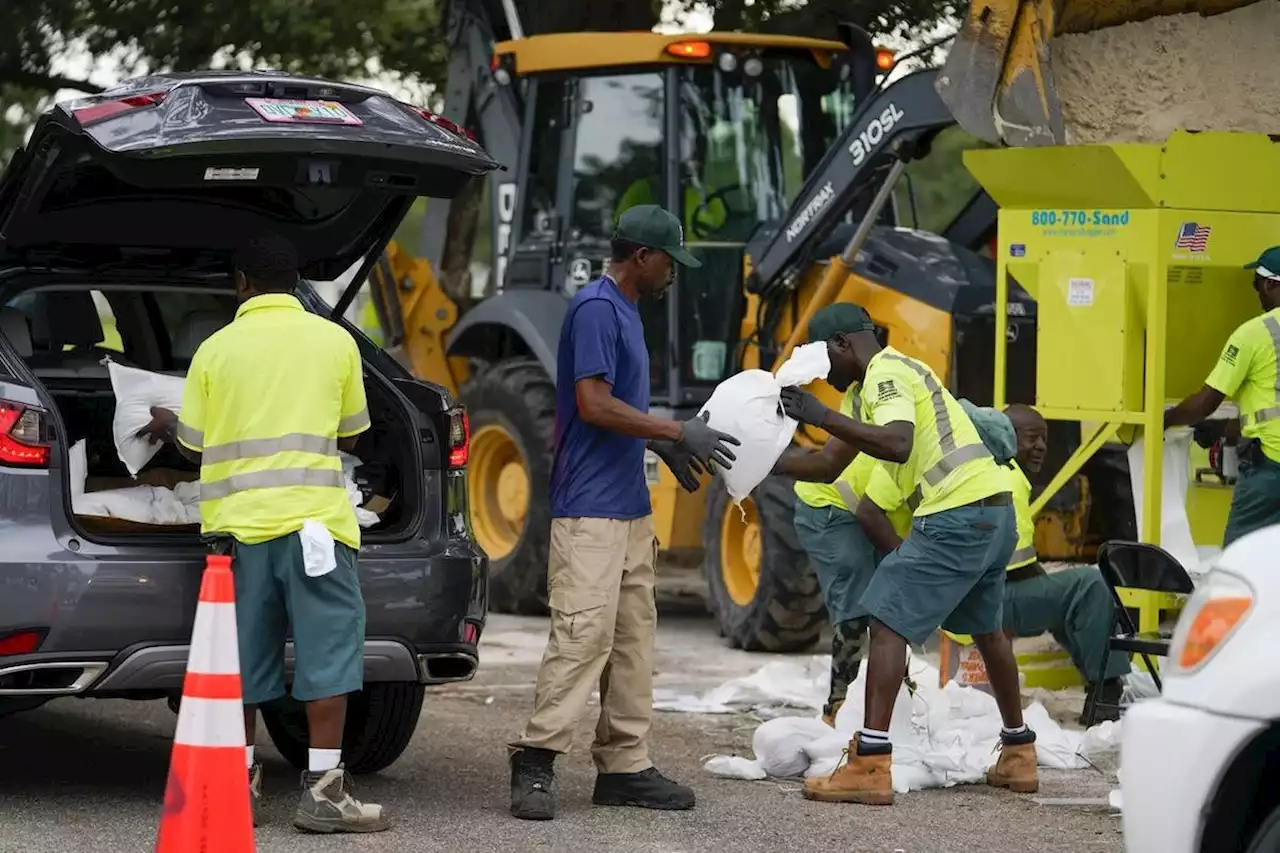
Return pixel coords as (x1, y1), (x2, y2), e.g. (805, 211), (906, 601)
(779, 387), (830, 428)
(677, 412), (739, 472)
(650, 439), (703, 493)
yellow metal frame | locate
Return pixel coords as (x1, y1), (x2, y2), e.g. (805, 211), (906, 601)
(970, 132), (1279, 547)
(494, 31), (846, 76)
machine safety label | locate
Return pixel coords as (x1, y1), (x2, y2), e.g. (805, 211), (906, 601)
(1067, 277), (1094, 307)
(1030, 209), (1130, 239)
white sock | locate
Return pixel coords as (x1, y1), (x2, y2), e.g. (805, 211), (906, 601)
(1002, 724), (1028, 737)
(859, 728), (890, 745)
(246, 745), (255, 768)
(309, 748), (342, 772)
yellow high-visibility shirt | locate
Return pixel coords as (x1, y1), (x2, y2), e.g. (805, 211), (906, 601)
(1005, 461), (1037, 570)
(794, 386), (857, 510)
(176, 294), (371, 549)
(840, 456), (913, 539)
(858, 346), (1008, 516)
(1205, 307), (1280, 463)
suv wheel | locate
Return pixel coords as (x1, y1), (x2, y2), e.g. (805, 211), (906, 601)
(261, 682), (425, 775)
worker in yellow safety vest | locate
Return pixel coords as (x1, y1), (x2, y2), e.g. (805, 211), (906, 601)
(773, 305), (912, 728)
(1165, 245), (1280, 546)
(135, 235), (389, 834)
(778, 303), (1037, 806)
(859, 402), (1132, 726)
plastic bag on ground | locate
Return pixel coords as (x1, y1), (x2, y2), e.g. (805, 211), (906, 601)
(108, 362), (185, 476)
(698, 341), (830, 502)
(693, 652), (1124, 792)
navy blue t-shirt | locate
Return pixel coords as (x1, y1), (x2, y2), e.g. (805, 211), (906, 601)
(549, 277), (651, 520)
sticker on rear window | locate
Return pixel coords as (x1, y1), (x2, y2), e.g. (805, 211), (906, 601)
(204, 167), (260, 181)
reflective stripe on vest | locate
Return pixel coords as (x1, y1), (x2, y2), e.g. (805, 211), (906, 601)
(176, 423), (203, 448)
(200, 467), (346, 502)
(834, 480), (860, 512)
(1008, 545), (1036, 566)
(882, 354), (991, 511)
(201, 433), (339, 466)
(1242, 315), (1280, 426)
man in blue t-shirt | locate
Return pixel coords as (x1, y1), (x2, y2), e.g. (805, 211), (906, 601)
(508, 205), (739, 821)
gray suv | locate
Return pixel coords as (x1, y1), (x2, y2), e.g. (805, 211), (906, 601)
(0, 71), (496, 773)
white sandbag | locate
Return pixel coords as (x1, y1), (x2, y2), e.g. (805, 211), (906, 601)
(751, 716), (833, 778)
(702, 755), (767, 781)
(69, 439), (87, 497)
(698, 342), (831, 502)
(108, 362), (186, 476)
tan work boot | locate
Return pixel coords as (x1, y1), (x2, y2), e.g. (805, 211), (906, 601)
(802, 738), (894, 805)
(987, 730), (1039, 794)
(293, 765), (391, 833)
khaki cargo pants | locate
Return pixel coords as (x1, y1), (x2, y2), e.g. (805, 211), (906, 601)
(510, 515), (657, 774)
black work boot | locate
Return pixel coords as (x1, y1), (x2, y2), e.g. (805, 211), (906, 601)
(593, 767), (695, 811)
(509, 748), (556, 821)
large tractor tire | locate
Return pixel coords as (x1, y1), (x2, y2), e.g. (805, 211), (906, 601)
(460, 358), (556, 615)
(702, 473), (826, 652)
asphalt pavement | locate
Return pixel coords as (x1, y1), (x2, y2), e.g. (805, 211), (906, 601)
(0, 613), (1124, 853)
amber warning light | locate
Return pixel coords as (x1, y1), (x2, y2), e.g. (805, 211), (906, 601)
(666, 41), (713, 59)
(876, 49), (895, 71)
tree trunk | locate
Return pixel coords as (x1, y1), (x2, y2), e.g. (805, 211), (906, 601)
(437, 173), (486, 312)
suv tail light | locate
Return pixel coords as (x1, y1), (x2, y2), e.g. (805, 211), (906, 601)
(71, 91), (169, 126)
(0, 399), (49, 467)
(447, 407), (470, 468)
(402, 104), (478, 142)
(0, 630), (44, 656)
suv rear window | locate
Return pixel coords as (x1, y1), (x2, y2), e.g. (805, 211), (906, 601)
(6, 289), (123, 356)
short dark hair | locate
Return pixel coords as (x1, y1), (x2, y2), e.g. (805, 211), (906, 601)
(610, 238), (646, 263)
(234, 235), (300, 292)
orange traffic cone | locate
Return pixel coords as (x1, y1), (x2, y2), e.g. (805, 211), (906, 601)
(156, 554), (255, 852)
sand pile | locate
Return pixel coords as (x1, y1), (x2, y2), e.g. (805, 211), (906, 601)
(1052, 0), (1280, 144)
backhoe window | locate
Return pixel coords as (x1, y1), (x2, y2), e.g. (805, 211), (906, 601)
(677, 60), (853, 244)
(569, 73), (665, 239)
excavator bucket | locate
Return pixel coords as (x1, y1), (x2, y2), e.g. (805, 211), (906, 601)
(937, 0), (1266, 147)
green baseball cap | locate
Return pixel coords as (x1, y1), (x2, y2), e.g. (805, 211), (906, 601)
(808, 302), (876, 343)
(614, 205), (701, 268)
(1245, 246), (1280, 281)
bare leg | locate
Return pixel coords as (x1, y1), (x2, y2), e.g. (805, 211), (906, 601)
(305, 696), (347, 750)
(972, 630), (1024, 729)
(244, 705), (257, 747)
(862, 619), (908, 732)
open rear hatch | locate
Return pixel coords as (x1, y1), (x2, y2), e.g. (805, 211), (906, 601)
(0, 71), (501, 280)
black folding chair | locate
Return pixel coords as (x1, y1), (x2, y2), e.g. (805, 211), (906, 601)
(1082, 540), (1197, 727)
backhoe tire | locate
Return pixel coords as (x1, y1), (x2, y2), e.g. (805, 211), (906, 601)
(702, 473), (826, 653)
(459, 358), (556, 615)
(261, 682), (425, 775)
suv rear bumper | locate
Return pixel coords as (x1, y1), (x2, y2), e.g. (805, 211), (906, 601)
(0, 528), (489, 697)
(0, 638), (476, 699)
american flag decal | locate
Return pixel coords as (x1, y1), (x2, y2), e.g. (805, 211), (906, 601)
(1175, 222), (1212, 252)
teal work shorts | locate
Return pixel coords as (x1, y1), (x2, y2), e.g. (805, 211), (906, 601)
(230, 533), (365, 705)
(793, 499), (885, 624)
(1223, 452), (1280, 547)
(859, 501), (1015, 646)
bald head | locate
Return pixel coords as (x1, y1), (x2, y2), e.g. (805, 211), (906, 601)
(1004, 404), (1048, 473)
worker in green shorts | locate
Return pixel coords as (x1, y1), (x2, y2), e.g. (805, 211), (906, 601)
(774, 305), (912, 727)
(864, 404), (1131, 724)
(1166, 246), (1280, 546)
